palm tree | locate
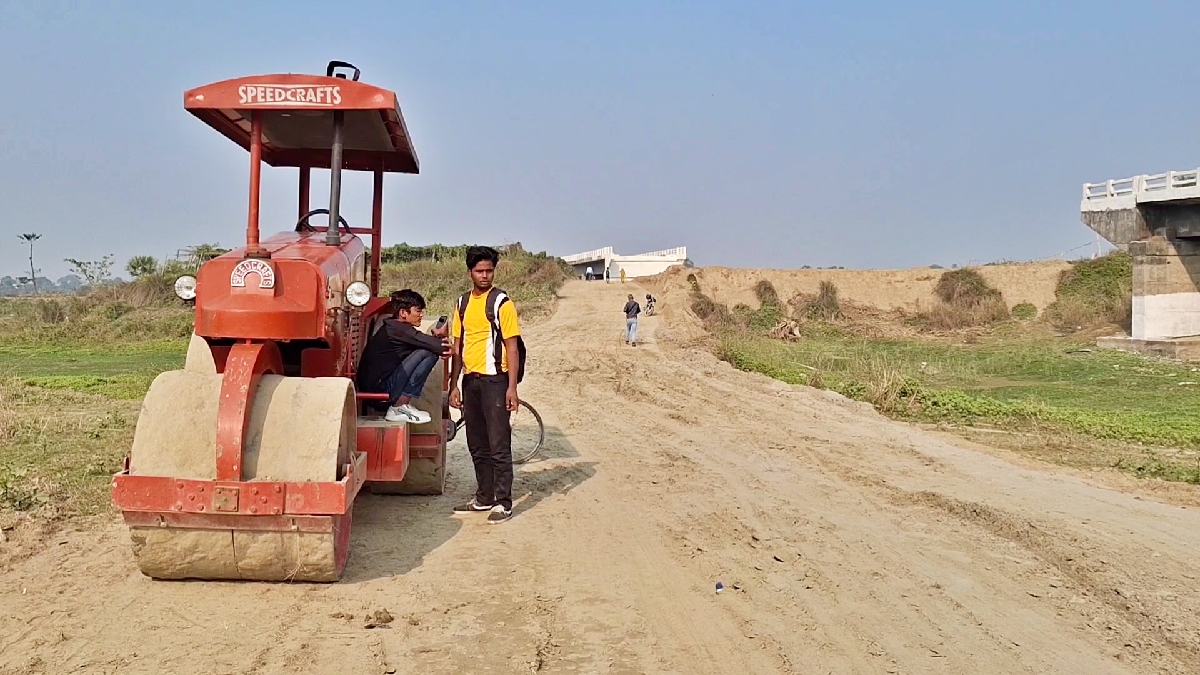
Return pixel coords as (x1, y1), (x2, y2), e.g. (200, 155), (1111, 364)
(126, 255), (159, 279)
(18, 233), (41, 294)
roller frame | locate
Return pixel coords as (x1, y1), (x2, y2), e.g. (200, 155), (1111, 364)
(111, 451), (367, 518)
(113, 340), (365, 545)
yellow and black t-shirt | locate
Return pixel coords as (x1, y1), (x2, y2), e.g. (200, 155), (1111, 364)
(451, 289), (521, 375)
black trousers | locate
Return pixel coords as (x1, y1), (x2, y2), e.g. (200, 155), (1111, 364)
(462, 373), (513, 509)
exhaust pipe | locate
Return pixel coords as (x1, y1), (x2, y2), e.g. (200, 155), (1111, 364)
(326, 109), (345, 247)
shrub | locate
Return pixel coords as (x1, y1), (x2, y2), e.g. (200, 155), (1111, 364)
(936, 268), (999, 306)
(1044, 252), (1132, 331)
(795, 280), (843, 321)
(748, 303), (783, 331)
(753, 280), (780, 306)
(690, 293), (722, 320)
(1011, 302), (1037, 320)
(917, 268), (1010, 329)
(732, 303), (755, 326)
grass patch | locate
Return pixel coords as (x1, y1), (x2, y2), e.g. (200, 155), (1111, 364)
(1011, 302), (1037, 320)
(1, 378), (138, 516)
(719, 326), (1200, 484)
(0, 340), (184, 519)
(0, 341), (185, 380)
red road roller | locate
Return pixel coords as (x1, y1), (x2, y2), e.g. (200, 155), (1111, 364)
(111, 61), (448, 581)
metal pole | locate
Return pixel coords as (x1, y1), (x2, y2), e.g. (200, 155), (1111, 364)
(298, 166), (311, 221)
(371, 170), (383, 295)
(326, 111), (345, 247)
(246, 112), (264, 256)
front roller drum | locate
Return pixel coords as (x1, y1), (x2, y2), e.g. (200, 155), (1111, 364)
(122, 370), (358, 581)
(125, 512), (352, 582)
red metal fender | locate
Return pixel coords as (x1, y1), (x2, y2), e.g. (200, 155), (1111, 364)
(215, 342), (283, 481)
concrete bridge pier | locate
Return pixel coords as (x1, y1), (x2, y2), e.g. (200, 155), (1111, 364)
(1081, 169), (1200, 359)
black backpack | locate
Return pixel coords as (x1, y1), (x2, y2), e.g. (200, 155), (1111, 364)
(456, 288), (527, 383)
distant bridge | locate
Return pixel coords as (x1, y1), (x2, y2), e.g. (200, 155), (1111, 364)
(1079, 167), (1200, 349)
(562, 246), (689, 279)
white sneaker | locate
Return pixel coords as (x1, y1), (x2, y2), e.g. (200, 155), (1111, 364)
(385, 406), (425, 424)
(400, 404), (432, 424)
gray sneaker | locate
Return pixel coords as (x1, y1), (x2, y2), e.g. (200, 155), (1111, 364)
(487, 504), (512, 524)
(452, 498), (492, 514)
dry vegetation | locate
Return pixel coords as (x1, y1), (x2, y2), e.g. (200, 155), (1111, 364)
(380, 244), (571, 321)
(692, 254), (1200, 486)
(915, 268), (1011, 330)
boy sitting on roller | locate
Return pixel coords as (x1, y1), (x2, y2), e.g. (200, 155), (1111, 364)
(357, 289), (451, 424)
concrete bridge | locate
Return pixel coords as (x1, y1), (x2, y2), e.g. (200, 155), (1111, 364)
(562, 246), (689, 280)
(1081, 168), (1200, 356)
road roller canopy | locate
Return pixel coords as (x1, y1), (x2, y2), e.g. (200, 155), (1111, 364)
(184, 63), (419, 174)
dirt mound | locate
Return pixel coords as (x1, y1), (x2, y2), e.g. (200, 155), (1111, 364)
(651, 261), (1070, 313)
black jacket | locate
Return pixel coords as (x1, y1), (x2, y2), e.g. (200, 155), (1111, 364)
(624, 301), (641, 319)
(357, 318), (444, 391)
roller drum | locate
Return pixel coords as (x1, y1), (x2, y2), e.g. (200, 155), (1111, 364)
(126, 369), (356, 581)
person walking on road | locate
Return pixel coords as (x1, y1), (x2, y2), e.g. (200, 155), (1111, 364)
(624, 293), (641, 347)
(448, 246), (523, 524)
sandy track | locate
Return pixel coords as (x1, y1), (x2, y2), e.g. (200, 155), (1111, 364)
(3, 279), (1199, 674)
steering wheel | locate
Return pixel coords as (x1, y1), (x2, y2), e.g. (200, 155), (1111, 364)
(295, 209), (352, 235)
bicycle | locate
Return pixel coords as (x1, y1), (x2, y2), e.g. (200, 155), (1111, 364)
(445, 398), (545, 464)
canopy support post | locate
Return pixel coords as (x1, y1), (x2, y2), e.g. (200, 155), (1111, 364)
(245, 111), (266, 258)
(370, 170), (383, 296)
(298, 166), (311, 221)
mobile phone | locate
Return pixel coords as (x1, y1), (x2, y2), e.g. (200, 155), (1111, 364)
(432, 315), (448, 332)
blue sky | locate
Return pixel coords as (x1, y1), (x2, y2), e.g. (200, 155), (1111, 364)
(2, 1), (1197, 278)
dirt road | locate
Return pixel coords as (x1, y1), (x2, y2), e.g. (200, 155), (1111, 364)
(3, 279), (1199, 674)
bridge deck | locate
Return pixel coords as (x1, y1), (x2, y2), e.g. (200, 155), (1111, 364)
(1082, 168), (1200, 211)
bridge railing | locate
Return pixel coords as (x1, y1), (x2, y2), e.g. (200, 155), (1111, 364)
(1083, 168), (1200, 203)
(632, 246), (688, 259)
(562, 247), (614, 264)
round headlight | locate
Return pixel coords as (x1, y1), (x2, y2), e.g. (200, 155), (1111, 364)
(345, 281), (371, 307)
(174, 275), (197, 300)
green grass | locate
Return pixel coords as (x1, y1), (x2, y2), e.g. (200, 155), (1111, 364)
(0, 340), (185, 376)
(719, 327), (1200, 483)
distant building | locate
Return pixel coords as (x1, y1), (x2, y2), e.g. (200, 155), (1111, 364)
(562, 246), (689, 280)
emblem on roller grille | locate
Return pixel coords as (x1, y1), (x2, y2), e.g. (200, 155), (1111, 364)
(230, 259), (275, 289)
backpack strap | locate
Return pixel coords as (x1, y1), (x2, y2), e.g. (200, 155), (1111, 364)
(456, 293), (470, 356)
(486, 287), (507, 375)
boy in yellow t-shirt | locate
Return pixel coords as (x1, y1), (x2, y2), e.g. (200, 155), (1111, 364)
(448, 246), (522, 523)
